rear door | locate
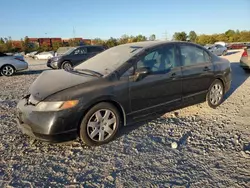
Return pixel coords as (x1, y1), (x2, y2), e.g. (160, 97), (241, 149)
(178, 43), (214, 102)
(87, 46), (104, 59)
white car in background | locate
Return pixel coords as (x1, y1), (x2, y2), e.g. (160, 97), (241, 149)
(205, 44), (227, 56)
(26, 51), (38, 58)
(34, 52), (54, 60)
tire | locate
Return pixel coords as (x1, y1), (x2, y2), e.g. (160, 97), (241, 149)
(61, 61), (72, 70)
(79, 102), (121, 146)
(207, 79), (224, 109)
(1, 65), (15, 76)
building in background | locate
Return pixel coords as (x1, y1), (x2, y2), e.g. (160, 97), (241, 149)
(11, 37), (92, 51)
(29, 37), (91, 47)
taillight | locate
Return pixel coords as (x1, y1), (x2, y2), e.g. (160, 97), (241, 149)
(14, 57), (24, 62)
(242, 50), (248, 57)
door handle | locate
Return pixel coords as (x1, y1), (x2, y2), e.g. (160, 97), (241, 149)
(203, 66), (211, 71)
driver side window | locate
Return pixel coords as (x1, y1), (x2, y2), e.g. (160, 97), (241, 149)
(137, 45), (176, 74)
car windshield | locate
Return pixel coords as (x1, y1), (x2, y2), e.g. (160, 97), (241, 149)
(74, 44), (144, 76)
(57, 47), (75, 55)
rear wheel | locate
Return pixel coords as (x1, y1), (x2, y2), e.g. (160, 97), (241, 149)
(61, 61), (72, 70)
(79, 102), (121, 146)
(207, 79), (224, 108)
(1, 65), (15, 76)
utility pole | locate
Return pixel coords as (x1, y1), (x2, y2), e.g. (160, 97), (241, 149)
(73, 26), (76, 39)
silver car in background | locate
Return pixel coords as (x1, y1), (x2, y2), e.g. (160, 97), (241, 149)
(0, 52), (28, 76)
(205, 44), (227, 56)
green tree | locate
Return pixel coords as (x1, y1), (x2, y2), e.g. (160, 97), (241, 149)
(91, 38), (104, 45)
(20, 36), (32, 53)
(3, 37), (13, 52)
(225, 29), (235, 37)
(52, 41), (63, 51)
(132, 35), (147, 42)
(149, 34), (156, 41)
(238, 31), (250, 42)
(0, 37), (5, 52)
(105, 37), (118, 48)
(196, 34), (216, 45)
(189, 31), (197, 42)
(69, 39), (79, 47)
(214, 34), (228, 42)
(0, 38), (4, 44)
(173, 32), (187, 41)
(39, 44), (50, 52)
(119, 34), (130, 44)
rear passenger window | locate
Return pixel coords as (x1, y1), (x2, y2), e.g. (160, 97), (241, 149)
(88, 47), (104, 53)
(180, 45), (208, 66)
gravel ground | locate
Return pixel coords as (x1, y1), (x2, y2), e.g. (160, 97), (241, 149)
(1, 50), (250, 187)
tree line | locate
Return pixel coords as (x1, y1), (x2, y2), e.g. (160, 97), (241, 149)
(0, 29), (250, 53)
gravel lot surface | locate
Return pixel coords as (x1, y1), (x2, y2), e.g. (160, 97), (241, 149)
(1, 50), (250, 187)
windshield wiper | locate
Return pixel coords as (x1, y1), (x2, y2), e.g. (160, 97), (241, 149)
(73, 69), (103, 77)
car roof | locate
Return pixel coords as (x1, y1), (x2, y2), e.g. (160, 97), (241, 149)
(76, 45), (103, 48)
(116, 40), (199, 50)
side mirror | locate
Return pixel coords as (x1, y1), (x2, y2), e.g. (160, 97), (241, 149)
(133, 67), (150, 81)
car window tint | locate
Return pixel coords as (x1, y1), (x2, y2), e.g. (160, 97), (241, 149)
(137, 45), (175, 74)
(122, 66), (134, 77)
(74, 48), (86, 55)
(88, 46), (103, 53)
(180, 45), (207, 66)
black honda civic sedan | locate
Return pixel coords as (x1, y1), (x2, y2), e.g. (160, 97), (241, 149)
(17, 41), (231, 146)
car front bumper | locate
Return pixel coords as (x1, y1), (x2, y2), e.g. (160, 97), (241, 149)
(47, 59), (58, 69)
(16, 98), (80, 142)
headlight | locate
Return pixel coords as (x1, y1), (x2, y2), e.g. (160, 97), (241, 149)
(51, 61), (58, 67)
(51, 57), (58, 62)
(35, 100), (79, 111)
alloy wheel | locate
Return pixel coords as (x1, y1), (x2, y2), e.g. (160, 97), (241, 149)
(87, 109), (117, 142)
(63, 63), (72, 70)
(1, 65), (14, 76)
(209, 83), (223, 105)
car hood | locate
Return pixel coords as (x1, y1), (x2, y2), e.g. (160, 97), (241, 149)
(29, 69), (98, 101)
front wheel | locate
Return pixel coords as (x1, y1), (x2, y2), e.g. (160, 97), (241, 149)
(1, 65), (15, 76)
(61, 61), (72, 70)
(79, 102), (121, 146)
(207, 79), (224, 108)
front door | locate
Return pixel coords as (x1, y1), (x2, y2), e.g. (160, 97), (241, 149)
(71, 47), (88, 66)
(128, 44), (182, 118)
